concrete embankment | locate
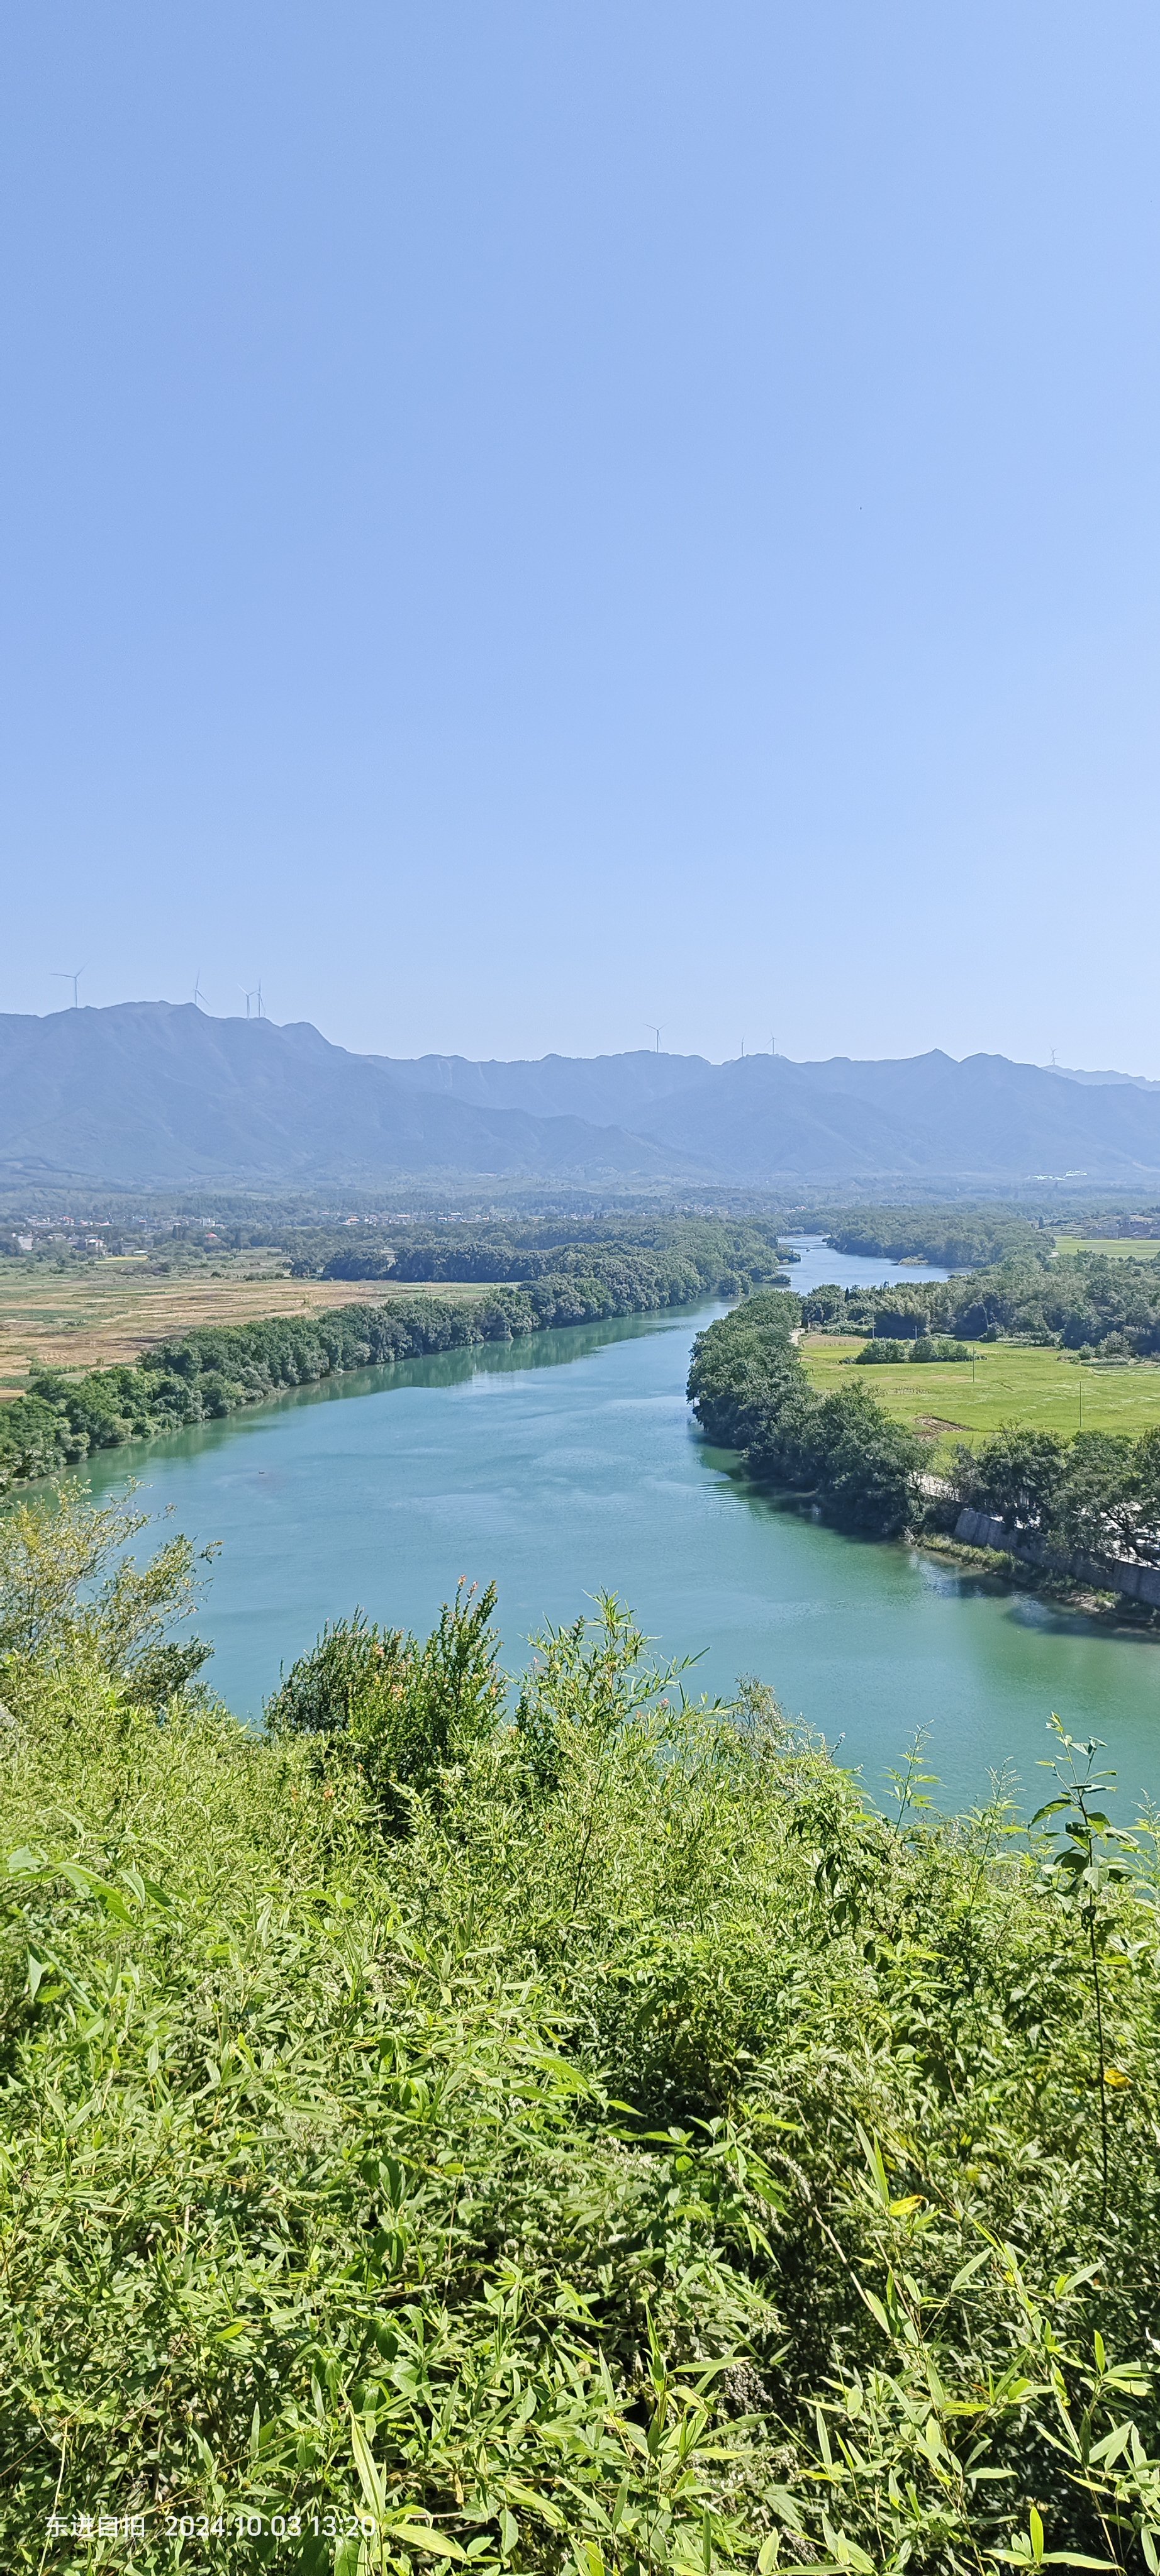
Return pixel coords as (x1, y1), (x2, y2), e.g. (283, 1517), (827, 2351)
(953, 1508), (1160, 1609)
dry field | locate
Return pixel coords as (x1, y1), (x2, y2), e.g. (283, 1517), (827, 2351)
(0, 1259), (490, 1391)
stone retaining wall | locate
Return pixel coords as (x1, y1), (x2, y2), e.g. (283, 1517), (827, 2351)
(953, 1509), (1160, 1607)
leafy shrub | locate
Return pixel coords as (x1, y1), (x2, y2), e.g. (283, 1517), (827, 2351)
(3, 1533), (1160, 2565)
(0, 1482), (213, 1715)
(265, 1582), (504, 1819)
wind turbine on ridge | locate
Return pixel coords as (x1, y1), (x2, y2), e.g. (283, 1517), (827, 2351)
(647, 1026), (661, 1054)
(52, 968), (85, 1009)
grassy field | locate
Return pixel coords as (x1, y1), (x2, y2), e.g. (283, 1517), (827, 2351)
(801, 1331), (1160, 1458)
(1052, 1236), (1160, 1260)
(0, 1257), (492, 1390)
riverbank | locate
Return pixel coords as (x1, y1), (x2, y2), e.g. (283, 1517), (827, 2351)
(919, 1527), (1160, 1633)
(0, 1252), (493, 1385)
(689, 1294), (1160, 1635)
(696, 1471), (1160, 1638)
(59, 1297), (1160, 1810)
(0, 1240), (750, 1494)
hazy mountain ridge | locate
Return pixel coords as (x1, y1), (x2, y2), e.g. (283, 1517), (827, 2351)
(0, 1006), (700, 1187)
(3, 1005), (1160, 1187)
(633, 1050), (1160, 1181)
(375, 1043), (1160, 1179)
(1047, 1063), (1160, 1092)
(373, 1049), (713, 1124)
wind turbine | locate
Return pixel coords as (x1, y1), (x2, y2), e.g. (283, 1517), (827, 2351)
(647, 1025), (661, 1054)
(192, 972), (206, 1009)
(255, 980), (265, 1019)
(53, 967), (84, 1009)
(239, 985), (256, 1019)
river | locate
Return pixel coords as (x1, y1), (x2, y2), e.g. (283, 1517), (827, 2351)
(65, 1239), (1159, 1817)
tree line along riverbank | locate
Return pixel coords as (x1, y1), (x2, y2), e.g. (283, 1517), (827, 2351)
(0, 1222), (786, 1493)
(688, 1289), (1160, 1599)
(2, 1481), (1160, 2565)
(800, 1240), (1160, 1355)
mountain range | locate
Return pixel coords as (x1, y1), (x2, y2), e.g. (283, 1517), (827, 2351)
(2, 1003), (1160, 1189)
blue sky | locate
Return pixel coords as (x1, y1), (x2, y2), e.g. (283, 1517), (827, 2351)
(2, 4), (1157, 1072)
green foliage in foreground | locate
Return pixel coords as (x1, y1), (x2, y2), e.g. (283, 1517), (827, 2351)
(0, 1238), (726, 1496)
(4, 1497), (1160, 2568)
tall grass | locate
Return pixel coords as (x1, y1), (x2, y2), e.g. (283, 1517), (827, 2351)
(3, 1492), (1160, 2570)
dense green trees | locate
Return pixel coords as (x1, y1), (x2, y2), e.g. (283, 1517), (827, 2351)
(803, 1247), (1160, 1356)
(688, 1296), (928, 1536)
(691, 1299), (1160, 1570)
(801, 1282), (940, 1335)
(818, 1204), (1047, 1267)
(953, 1424), (1160, 1571)
(855, 1335), (971, 1365)
(310, 1215), (786, 1294)
(943, 1248), (1160, 1352)
(4, 1493), (1160, 2563)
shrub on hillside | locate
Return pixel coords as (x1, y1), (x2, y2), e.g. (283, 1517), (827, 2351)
(0, 1483), (213, 1714)
(4, 1525), (1160, 2560)
(265, 1582), (504, 1820)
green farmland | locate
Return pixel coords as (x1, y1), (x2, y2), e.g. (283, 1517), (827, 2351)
(1052, 1236), (1160, 1260)
(800, 1332), (1160, 1461)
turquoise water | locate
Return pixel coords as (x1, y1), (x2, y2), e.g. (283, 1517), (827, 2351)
(71, 1280), (1159, 1818)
